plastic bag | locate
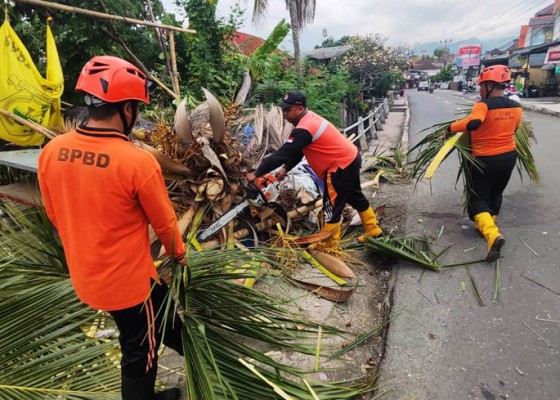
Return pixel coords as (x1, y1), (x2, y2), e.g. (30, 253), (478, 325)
(0, 18), (63, 146)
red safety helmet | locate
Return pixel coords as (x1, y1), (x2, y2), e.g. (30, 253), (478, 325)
(478, 65), (511, 85)
(76, 56), (150, 104)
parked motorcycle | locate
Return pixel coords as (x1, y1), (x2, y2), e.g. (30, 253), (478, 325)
(399, 87), (405, 97)
(429, 85), (434, 94)
(526, 84), (539, 98)
(505, 84), (523, 98)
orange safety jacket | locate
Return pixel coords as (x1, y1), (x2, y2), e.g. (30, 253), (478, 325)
(38, 126), (186, 311)
(450, 97), (522, 157)
(296, 111), (357, 177)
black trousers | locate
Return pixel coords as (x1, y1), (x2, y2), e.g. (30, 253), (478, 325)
(323, 153), (370, 223)
(109, 280), (184, 379)
(468, 150), (517, 219)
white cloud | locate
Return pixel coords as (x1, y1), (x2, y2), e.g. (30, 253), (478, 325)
(162, 0), (553, 50)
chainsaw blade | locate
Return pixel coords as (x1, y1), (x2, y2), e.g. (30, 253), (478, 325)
(197, 199), (250, 242)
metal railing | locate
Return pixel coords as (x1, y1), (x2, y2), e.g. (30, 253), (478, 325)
(343, 92), (395, 149)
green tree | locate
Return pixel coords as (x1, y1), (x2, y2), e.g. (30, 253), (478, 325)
(431, 65), (453, 82)
(433, 47), (450, 58)
(175, 0), (242, 99)
(247, 0), (317, 83)
(9, 0), (164, 104)
(338, 34), (409, 98)
(316, 35), (351, 48)
(255, 60), (357, 126)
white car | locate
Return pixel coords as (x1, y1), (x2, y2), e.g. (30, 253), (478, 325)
(417, 81), (429, 91)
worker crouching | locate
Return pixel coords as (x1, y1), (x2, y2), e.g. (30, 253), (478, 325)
(246, 91), (383, 246)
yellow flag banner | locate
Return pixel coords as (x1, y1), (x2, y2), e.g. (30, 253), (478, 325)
(0, 19), (64, 146)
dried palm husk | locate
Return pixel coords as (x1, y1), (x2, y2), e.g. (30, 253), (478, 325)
(198, 137), (229, 181)
(253, 104), (265, 147)
(173, 98), (193, 144)
(202, 88), (226, 144)
(287, 278), (356, 302)
(205, 178), (225, 202)
(234, 71), (252, 107)
(137, 141), (191, 176)
(266, 106), (286, 150)
(308, 249), (356, 279)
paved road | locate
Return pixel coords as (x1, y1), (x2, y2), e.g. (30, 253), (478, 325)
(379, 89), (560, 400)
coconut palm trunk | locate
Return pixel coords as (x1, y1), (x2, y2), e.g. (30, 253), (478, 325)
(249, 0), (316, 84)
(287, 0), (302, 82)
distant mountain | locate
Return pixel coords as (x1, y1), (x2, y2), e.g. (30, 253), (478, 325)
(414, 37), (515, 56)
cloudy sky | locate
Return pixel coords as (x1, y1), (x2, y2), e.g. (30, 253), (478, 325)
(163, 0), (554, 51)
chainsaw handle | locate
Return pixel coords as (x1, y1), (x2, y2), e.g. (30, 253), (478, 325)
(242, 181), (269, 204)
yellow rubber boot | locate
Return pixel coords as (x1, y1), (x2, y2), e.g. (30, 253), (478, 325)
(322, 222), (341, 247)
(357, 207), (383, 243)
(474, 212), (505, 263)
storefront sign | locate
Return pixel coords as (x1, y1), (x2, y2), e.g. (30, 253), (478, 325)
(545, 45), (560, 64)
(458, 45), (481, 68)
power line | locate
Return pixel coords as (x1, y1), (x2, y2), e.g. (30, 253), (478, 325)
(451, 0), (552, 42)
(421, 0), (552, 44)
(447, 0), (531, 36)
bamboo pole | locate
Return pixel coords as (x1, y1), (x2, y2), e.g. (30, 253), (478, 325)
(145, 0), (174, 90)
(99, 25), (178, 99)
(169, 32), (181, 97)
(13, 0), (196, 34)
(0, 108), (57, 140)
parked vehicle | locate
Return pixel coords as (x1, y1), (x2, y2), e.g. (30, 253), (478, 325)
(399, 87), (406, 96)
(417, 81), (429, 92)
(462, 85), (477, 94)
(429, 85), (434, 94)
(505, 83), (523, 98)
(526, 83), (539, 98)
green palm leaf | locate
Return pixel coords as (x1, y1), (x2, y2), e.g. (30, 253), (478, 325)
(0, 203), (382, 399)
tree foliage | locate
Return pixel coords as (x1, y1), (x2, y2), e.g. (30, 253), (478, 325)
(433, 47), (450, 58)
(174, 0), (245, 100)
(316, 35), (351, 48)
(338, 34), (409, 98)
(254, 59), (357, 126)
(431, 65), (453, 82)
(9, 0), (164, 104)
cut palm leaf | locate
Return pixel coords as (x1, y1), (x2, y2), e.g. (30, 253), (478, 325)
(425, 132), (465, 179)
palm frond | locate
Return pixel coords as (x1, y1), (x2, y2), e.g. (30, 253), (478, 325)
(363, 235), (443, 271)
(407, 113), (539, 213)
(0, 204), (381, 399)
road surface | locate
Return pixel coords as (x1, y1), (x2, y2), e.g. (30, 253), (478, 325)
(379, 89), (560, 400)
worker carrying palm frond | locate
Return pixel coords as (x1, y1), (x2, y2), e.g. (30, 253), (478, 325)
(445, 66), (522, 263)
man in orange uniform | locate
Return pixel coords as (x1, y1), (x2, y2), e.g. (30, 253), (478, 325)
(447, 66), (522, 262)
(38, 56), (185, 400)
(246, 91), (382, 244)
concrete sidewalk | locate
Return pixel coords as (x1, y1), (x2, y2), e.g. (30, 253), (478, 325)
(521, 97), (560, 117)
(450, 89), (560, 118)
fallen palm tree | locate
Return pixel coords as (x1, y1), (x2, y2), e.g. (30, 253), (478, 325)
(0, 202), (383, 399)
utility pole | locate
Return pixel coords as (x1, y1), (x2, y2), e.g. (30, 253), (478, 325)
(440, 39), (452, 67)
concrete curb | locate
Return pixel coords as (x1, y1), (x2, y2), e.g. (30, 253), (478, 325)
(521, 103), (560, 118)
(401, 97), (410, 158)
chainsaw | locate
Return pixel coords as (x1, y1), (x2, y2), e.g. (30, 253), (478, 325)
(197, 174), (287, 242)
